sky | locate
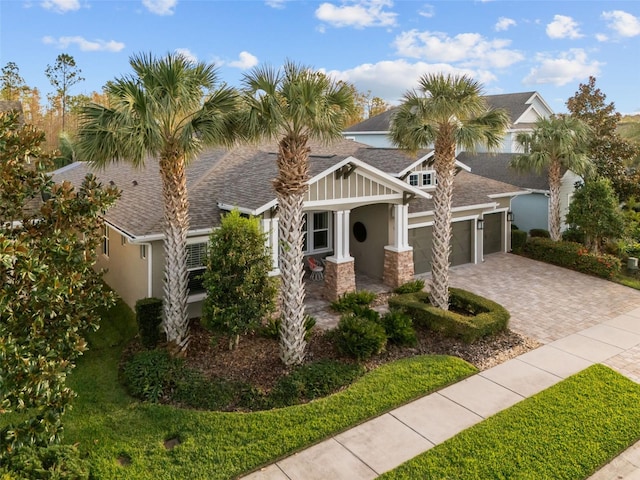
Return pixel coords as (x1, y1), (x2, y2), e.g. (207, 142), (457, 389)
(2, 0), (640, 115)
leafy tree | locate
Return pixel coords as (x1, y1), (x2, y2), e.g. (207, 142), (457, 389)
(0, 111), (119, 458)
(239, 62), (356, 365)
(390, 73), (509, 310)
(201, 210), (277, 349)
(45, 53), (85, 132)
(1, 62), (29, 101)
(368, 95), (391, 118)
(75, 52), (239, 352)
(511, 115), (592, 242)
(565, 178), (625, 254)
(566, 76), (639, 200)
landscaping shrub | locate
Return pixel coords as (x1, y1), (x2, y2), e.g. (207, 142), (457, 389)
(121, 349), (180, 402)
(523, 237), (621, 279)
(261, 314), (316, 341)
(379, 311), (417, 346)
(510, 229), (527, 253)
(562, 226), (586, 244)
(334, 314), (387, 360)
(135, 297), (163, 348)
(269, 360), (365, 407)
(172, 369), (240, 411)
(388, 288), (509, 343)
(2, 444), (90, 480)
(393, 279), (425, 294)
(529, 228), (550, 238)
(330, 290), (377, 313)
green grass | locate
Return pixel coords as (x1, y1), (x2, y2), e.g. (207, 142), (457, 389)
(381, 364), (640, 480)
(615, 272), (640, 291)
(63, 299), (476, 480)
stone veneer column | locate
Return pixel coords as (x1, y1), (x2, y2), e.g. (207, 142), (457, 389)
(383, 247), (415, 289)
(323, 258), (356, 302)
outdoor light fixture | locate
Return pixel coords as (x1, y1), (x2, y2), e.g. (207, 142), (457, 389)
(477, 218), (484, 230)
(507, 211), (514, 222)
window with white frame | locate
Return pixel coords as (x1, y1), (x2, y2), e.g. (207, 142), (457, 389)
(408, 171), (437, 187)
(102, 225), (109, 257)
(302, 211), (331, 253)
(186, 242), (207, 294)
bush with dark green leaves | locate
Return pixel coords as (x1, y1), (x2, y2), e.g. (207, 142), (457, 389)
(393, 279), (425, 294)
(334, 314), (387, 360)
(389, 288), (509, 343)
(261, 314), (317, 342)
(121, 349), (180, 403)
(523, 237), (621, 279)
(379, 311), (417, 346)
(269, 360), (365, 407)
(529, 228), (551, 238)
(331, 290), (377, 313)
(135, 297), (163, 348)
(562, 226), (586, 244)
(1, 444), (89, 480)
(510, 229), (527, 253)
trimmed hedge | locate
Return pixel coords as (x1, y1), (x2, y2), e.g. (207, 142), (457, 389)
(135, 297), (163, 349)
(523, 237), (621, 279)
(510, 229), (527, 253)
(529, 228), (550, 238)
(388, 288), (509, 343)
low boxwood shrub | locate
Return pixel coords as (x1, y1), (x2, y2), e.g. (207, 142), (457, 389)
(379, 311), (417, 347)
(2, 445), (90, 480)
(135, 297), (163, 349)
(269, 360), (364, 407)
(122, 348), (180, 402)
(172, 369), (240, 411)
(523, 237), (621, 279)
(529, 228), (551, 238)
(510, 229), (527, 253)
(331, 290), (377, 313)
(388, 288), (509, 343)
(334, 314), (387, 360)
(393, 279), (425, 294)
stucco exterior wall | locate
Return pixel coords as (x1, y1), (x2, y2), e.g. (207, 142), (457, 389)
(349, 203), (390, 279)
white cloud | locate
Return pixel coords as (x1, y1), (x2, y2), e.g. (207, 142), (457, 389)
(418, 4), (435, 18)
(42, 35), (125, 52)
(265, 0), (288, 8)
(495, 17), (516, 32)
(41, 0), (80, 13)
(228, 51), (259, 70)
(175, 48), (197, 63)
(602, 10), (640, 38)
(546, 14), (583, 39)
(315, 0), (397, 29)
(323, 59), (497, 105)
(142, 0), (176, 16)
(596, 33), (609, 42)
(523, 48), (602, 86)
(393, 30), (524, 69)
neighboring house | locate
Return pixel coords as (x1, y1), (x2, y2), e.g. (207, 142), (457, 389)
(344, 91), (578, 234)
(54, 138), (527, 317)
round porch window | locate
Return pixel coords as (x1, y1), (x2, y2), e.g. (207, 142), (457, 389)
(353, 222), (367, 242)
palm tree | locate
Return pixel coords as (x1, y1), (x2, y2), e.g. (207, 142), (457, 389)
(511, 115), (592, 242)
(75, 52), (239, 351)
(390, 73), (509, 311)
(239, 61), (355, 366)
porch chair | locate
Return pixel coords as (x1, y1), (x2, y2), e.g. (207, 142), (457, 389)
(307, 257), (324, 281)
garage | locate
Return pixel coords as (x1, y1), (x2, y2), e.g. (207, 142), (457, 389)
(409, 220), (473, 274)
(483, 212), (503, 255)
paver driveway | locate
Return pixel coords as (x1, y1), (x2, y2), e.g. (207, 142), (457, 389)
(442, 253), (640, 382)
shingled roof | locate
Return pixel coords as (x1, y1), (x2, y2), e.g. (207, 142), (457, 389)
(456, 152), (552, 191)
(53, 138), (525, 239)
(344, 91), (540, 134)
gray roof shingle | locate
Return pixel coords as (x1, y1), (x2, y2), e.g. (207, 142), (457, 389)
(456, 152), (551, 191)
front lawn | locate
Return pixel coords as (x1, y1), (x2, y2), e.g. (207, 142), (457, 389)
(64, 299), (476, 479)
(381, 364), (640, 479)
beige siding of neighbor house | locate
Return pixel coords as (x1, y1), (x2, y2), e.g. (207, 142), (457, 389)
(95, 226), (149, 310)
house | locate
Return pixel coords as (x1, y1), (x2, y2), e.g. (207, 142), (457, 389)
(343, 91), (577, 234)
(54, 138), (527, 317)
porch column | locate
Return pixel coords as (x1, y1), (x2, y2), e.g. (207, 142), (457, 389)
(383, 204), (414, 289)
(324, 209), (355, 301)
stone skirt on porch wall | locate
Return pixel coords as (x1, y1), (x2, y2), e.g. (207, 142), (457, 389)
(383, 248), (415, 289)
(323, 258), (356, 302)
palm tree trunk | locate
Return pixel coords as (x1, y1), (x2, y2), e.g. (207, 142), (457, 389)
(159, 153), (191, 352)
(274, 134), (309, 366)
(548, 160), (562, 241)
(430, 137), (457, 311)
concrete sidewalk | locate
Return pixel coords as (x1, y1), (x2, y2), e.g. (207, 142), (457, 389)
(242, 255), (640, 479)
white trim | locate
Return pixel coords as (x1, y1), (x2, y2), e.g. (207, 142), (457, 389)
(305, 194), (406, 209)
(324, 255), (354, 264)
(342, 130), (389, 135)
(487, 190), (531, 199)
(127, 228), (215, 243)
(187, 292), (206, 303)
(408, 202), (499, 218)
(384, 245), (413, 253)
(140, 242), (152, 298)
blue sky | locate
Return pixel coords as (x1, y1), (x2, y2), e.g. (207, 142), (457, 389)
(2, 0), (640, 114)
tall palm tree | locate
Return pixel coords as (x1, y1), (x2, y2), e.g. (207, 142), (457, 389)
(239, 61), (355, 366)
(511, 115), (592, 242)
(75, 52), (239, 351)
(390, 73), (509, 311)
